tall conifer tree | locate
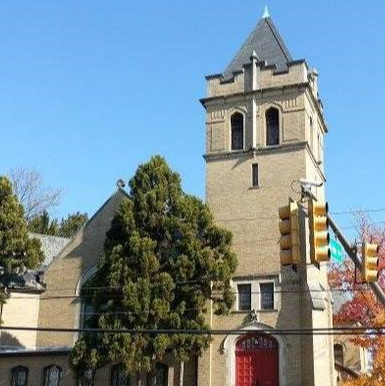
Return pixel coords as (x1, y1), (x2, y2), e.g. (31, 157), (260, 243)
(70, 156), (237, 382)
(0, 176), (44, 307)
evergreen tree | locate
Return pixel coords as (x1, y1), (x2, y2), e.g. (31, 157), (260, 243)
(0, 176), (44, 307)
(59, 212), (88, 237)
(28, 211), (88, 238)
(28, 210), (59, 235)
(70, 156), (237, 381)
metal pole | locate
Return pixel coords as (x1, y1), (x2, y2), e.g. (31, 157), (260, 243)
(328, 214), (385, 308)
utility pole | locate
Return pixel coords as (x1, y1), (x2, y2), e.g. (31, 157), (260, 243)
(328, 214), (385, 308)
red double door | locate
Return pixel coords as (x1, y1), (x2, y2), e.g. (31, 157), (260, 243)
(235, 334), (279, 386)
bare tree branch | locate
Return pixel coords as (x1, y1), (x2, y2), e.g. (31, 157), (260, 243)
(8, 167), (62, 221)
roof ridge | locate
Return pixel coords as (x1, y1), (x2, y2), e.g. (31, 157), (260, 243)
(41, 188), (129, 272)
(264, 17), (291, 63)
(223, 22), (258, 77)
(222, 16), (293, 81)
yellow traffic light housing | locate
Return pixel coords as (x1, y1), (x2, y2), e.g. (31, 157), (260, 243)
(279, 201), (300, 266)
(309, 200), (330, 264)
(362, 242), (379, 282)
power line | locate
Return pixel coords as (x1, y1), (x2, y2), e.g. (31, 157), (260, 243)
(6, 286), (381, 300)
(11, 281), (382, 294)
(331, 208), (385, 216)
(216, 208), (385, 223)
(0, 325), (384, 336)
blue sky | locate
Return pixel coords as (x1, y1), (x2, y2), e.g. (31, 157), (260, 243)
(1, 0), (384, 231)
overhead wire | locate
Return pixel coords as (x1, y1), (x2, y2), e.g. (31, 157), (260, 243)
(6, 209), (384, 329)
(6, 285), (380, 300)
(0, 325), (384, 336)
(331, 208), (385, 216)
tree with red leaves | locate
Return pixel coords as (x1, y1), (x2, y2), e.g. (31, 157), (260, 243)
(329, 214), (385, 385)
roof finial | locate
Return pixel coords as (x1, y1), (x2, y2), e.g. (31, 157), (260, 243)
(262, 5), (270, 19)
(116, 179), (126, 189)
(250, 50), (259, 61)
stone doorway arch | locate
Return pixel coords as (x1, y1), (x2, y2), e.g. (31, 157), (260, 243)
(235, 333), (279, 386)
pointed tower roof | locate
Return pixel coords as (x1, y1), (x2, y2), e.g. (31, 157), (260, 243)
(223, 15), (293, 80)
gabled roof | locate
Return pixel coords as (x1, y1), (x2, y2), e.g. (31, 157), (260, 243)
(6, 189), (129, 294)
(43, 187), (129, 273)
(223, 16), (293, 80)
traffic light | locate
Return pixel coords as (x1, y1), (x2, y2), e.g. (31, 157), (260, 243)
(308, 200), (330, 264)
(361, 242), (379, 282)
(279, 201), (300, 266)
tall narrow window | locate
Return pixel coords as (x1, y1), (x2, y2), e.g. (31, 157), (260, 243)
(252, 163), (259, 187)
(81, 274), (98, 330)
(81, 298), (96, 329)
(334, 344), (344, 365)
(266, 107), (279, 146)
(318, 133), (322, 163)
(309, 117), (314, 149)
(260, 282), (274, 310)
(11, 366), (28, 386)
(111, 364), (130, 386)
(238, 284), (252, 311)
(44, 365), (62, 386)
(231, 112), (244, 150)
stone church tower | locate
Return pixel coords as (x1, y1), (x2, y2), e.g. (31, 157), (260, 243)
(199, 11), (336, 386)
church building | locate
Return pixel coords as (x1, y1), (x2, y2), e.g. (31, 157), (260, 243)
(0, 10), (337, 386)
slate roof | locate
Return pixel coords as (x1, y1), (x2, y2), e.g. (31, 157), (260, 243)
(6, 234), (70, 293)
(223, 16), (293, 80)
(30, 233), (70, 268)
(5, 271), (46, 292)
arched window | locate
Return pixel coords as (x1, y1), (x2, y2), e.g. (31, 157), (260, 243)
(231, 112), (244, 150)
(11, 366), (28, 386)
(81, 293), (96, 329)
(111, 364), (130, 386)
(77, 265), (98, 330)
(266, 107), (279, 146)
(79, 369), (95, 386)
(44, 365), (62, 386)
(334, 343), (344, 365)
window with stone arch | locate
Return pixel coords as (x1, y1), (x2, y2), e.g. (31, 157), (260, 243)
(231, 112), (244, 150)
(43, 365), (62, 386)
(78, 369), (95, 386)
(11, 366), (28, 386)
(266, 107), (280, 146)
(77, 265), (98, 330)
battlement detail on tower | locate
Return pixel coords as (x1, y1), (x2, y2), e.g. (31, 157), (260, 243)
(205, 59), (312, 98)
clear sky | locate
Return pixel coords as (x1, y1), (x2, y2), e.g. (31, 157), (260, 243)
(1, 0), (384, 232)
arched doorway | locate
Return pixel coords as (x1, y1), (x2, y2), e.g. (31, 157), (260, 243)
(236, 334), (279, 386)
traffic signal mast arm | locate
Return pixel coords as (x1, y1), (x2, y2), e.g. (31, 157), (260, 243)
(328, 214), (385, 308)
